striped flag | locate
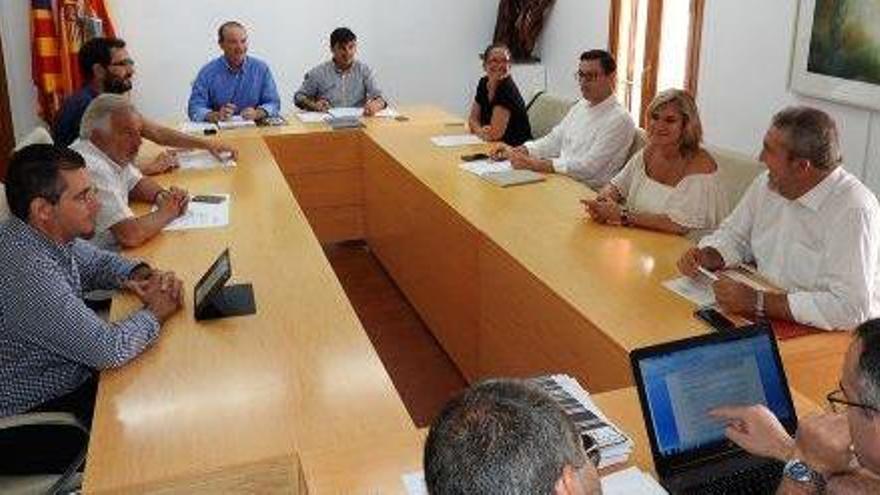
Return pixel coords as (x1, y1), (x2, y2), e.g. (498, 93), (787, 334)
(31, 0), (116, 122)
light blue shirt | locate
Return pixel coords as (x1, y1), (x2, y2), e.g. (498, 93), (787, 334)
(188, 55), (281, 121)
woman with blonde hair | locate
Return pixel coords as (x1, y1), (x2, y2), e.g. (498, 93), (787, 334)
(583, 89), (729, 237)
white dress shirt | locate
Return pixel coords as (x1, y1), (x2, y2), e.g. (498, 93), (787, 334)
(525, 95), (635, 189)
(699, 168), (880, 330)
(70, 138), (143, 250)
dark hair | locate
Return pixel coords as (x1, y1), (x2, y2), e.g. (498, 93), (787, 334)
(856, 319), (880, 409)
(5, 144), (86, 221)
(580, 49), (617, 74)
(481, 43), (511, 62)
(771, 106), (842, 171)
(78, 37), (127, 82)
(330, 27), (357, 48)
(217, 21), (245, 43)
(424, 379), (590, 494)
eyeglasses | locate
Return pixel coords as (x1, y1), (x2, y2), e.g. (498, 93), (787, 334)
(826, 384), (879, 414)
(575, 70), (603, 82)
(109, 58), (135, 67)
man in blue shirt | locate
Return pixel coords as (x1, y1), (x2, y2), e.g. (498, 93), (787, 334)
(0, 144), (183, 473)
(188, 21), (281, 123)
(53, 37), (237, 175)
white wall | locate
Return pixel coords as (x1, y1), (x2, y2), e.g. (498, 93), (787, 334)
(1, 1), (499, 138)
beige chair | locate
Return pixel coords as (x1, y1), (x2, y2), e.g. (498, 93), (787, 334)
(627, 128), (647, 161)
(707, 144), (764, 209)
(0, 412), (88, 494)
(14, 127), (54, 151)
(526, 92), (577, 139)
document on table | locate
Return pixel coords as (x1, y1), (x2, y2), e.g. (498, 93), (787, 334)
(328, 107), (364, 119)
(459, 159), (512, 176)
(178, 122), (219, 134)
(217, 116), (256, 129)
(402, 467), (666, 495)
(601, 467), (668, 494)
(175, 150), (236, 170)
(430, 134), (483, 147)
(663, 276), (716, 307)
(374, 107), (401, 118)
(161, 194), (230, 231)
(295, 111), (330, 123)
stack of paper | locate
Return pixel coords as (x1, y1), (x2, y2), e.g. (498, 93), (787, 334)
(178, 122), (219, 134)
(294, 112), (330, 123)
(401, 467), (666, 495)
(175, 150), (236, 170)
(374, 107), (401, 118)
(328, 107), (364, 119)
(529, 374), (634, 468)
(161, 193), (230, 231)
(459, 159), (512, 176)
(430, 134), (483, 147)
(662, 276), (715, 307)
(217, 116), (256, 129)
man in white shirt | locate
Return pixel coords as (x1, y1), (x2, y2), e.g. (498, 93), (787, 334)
(493, 50), (635, 190)
(678, 106), (880, 330)
(70, 94), (188, 250)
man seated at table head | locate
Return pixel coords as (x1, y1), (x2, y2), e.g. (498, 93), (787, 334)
(678, 106), (880, 331)
(293, 27), (387, 116)
(493, 49), (635, 190)
(187, 21), (281, 123)
(71, 94), (189, 250)
(424, 379), (602, 495)
(710, 318), (880, 494)
(52, 36), (236, 174)
(0, 143), (183, 425)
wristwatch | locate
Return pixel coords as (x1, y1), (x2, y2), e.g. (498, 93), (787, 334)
(783, 459), (827, 492)
(620, 207), (632, 226)
(755, 290), (766, 320)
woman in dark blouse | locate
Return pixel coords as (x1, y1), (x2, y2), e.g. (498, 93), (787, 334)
(468, 44), (533, 146)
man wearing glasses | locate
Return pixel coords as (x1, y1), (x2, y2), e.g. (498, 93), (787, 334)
(492, 49), (635, 190)
(53, 37), (235, 174)
(424, 379), (602, 494)
(711, 319), (880, 493)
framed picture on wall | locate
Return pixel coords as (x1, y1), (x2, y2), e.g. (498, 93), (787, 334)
(791, 0), (880, 110)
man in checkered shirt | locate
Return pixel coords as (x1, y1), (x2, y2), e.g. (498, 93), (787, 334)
(0, 144), (183, 473)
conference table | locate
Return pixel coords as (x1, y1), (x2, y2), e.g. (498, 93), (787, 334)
(83, 106), (845, 493)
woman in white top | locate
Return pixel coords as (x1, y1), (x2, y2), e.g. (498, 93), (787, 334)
(583, 89), (729, 237)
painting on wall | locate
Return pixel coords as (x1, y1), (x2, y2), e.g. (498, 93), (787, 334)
(791, 0), (880, 110)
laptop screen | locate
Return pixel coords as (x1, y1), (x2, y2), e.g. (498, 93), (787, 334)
(633, 327), (796, 459)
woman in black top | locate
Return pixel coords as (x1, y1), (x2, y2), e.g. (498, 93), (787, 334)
(468, 44), (533, 146)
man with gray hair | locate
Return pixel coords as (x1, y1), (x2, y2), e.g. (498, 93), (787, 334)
(70, 94), (189, 250)
(679, 106), (880, 330)
(424, 379), (602, 495)
(711, 318), (880, 493)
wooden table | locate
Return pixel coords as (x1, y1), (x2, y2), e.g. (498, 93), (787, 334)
(83, 105), (847, 493)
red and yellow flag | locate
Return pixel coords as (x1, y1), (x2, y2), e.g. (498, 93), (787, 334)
(31, 0), (115, 122)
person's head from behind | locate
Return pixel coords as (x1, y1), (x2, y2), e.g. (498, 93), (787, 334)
(482, 43), (512, 82)
(646, 89), (702, 157)
(577, 50), (616, 104)
(5, 144), (97, 241)
(760, 106), (841, 200)
(835, 319), (880, 473)
(78, 37), (134, 94)
(424, 379), (602, 495)
(330, 27), (357, 69)
(218, 21), (248, 67)
(80, 94), (143, 166)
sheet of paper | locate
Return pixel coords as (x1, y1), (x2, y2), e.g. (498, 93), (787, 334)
(374, 107), (401, 118)
(328, 107), (364, 119)
(162, 194), (230, 231)
(401, 471), (428, 495)
(175, 150), (236, 170)
(295, 112), (330, 123)
(178, 122), (218, 134)
(601, 467), (668, 495)
(217, 116), (256, 129)
(430, 134), (483, 147)
(459, 159), (513, 176)
(662, 276), (716, 307)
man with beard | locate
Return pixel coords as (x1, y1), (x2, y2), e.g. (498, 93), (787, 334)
(678, 106), (880, 330)
(53, 37), (235, 174)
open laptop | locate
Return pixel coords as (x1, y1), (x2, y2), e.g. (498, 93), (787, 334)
(630, 323), (797, 494)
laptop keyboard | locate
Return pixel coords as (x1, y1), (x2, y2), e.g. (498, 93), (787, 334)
(680, 461), (782, 495)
